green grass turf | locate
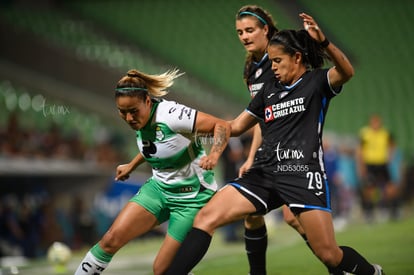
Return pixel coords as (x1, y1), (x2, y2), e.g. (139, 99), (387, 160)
(7, 205), (414, 275)
(192, 212), (414, 275)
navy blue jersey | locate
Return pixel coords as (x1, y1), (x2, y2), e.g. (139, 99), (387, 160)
(245, 54), (274, 99)
(245, 54), (274, 131)
(246, 68), (342, 173)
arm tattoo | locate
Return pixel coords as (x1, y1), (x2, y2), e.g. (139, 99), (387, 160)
(211, 124), (227, 154)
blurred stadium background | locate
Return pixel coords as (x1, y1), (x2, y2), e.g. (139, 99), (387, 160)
(1, 0), (414, 274)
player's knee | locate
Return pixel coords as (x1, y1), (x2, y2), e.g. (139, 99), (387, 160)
(313, 246), (342, 267)
(100, 230), (124, 254)
(193, 207), (220, 231)
(244, 215), (265, 229)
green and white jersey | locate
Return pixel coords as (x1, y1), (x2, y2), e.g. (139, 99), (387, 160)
(136, 99), (217, 198)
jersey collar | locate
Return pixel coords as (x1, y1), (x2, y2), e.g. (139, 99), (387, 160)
(253, 53), (269, 67)
(141, 99), (160, 130)
(282, 77), (303, 90)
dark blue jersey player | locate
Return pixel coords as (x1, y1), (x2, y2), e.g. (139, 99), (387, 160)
(167, 13), (384, 275)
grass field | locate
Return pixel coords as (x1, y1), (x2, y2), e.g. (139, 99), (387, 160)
(4, 204), (414, 275)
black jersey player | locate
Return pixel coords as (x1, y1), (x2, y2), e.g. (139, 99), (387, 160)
(236, 6), (344, 275)
(166, 13), (384, 275)
(235, 6), (277, 275)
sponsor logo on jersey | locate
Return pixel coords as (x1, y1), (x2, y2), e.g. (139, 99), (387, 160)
(273, 142), (307, 172)
(255, 68), (263, 79)
(142, 140), (157, 158)
(249, 83), (264, 98)
(275, 142), (305, 161)
(178, 106), (193, 120)
(267, 92), (276, 99)
(264, 97), (306, 121)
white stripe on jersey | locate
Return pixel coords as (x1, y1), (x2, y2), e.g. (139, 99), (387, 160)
(138, 100), (217, 191)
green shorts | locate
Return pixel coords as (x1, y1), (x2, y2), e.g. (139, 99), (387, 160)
(129, 178), (215, 242)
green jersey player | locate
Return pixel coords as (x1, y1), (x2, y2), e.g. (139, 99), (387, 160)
(75, 68), (230, 275)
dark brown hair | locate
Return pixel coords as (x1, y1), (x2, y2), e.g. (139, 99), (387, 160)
(269, 30), (328, 69)
(236, 5), (278, 83)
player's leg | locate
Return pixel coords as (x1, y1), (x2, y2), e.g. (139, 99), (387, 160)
(283, 206), (344, 275)
(165, 184), (257, 274)
(154, 187), (215, 275)
(75, 180), (163, 275)
(75, 202), (158, 274)
(297, 209), (383, 274)
(283, 206), (312, 255)
(283, 205), (306, 235)
(244, 215), (267, 275)
(153, 235), (181, 275)
(385, 181), (401, 220)
(362, 168), (378, 222)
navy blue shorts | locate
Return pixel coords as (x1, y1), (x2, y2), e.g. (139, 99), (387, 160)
(229, 167), (332, 215)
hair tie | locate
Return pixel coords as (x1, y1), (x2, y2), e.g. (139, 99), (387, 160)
(239, 11), (267, 25)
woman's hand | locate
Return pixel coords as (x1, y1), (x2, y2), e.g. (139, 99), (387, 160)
(115, 164), (132, 181)
(239, 158), (253, 177)
(299, 13), (326, 43)
(199, 155), (218, 170)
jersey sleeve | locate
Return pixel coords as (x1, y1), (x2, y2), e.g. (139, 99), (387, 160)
(246, 84), (266, 120)
(322, 68), (343, 97)
(159, 101), (197, 133)
(246, 82), (273, 120)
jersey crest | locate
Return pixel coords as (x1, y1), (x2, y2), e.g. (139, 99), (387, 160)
(155, 126), (164, 141)
(255, 68), (263, 79)
(264, 106), (274, 122)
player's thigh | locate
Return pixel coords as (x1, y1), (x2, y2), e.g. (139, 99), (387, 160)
(102, 202), (158, 248)
(282, 204), (297, 224)
(298, 210), (342, 265)
(153, 235), (181, 275)
(168, 205), (200, 243)
(194, 185), (256, 231)
(282, 205), (304, 234)
(297, 210), (338, 252)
